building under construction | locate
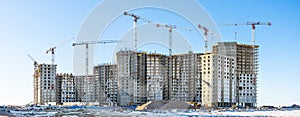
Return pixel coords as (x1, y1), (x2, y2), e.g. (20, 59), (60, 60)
(73, 75), (100, 105)
(33, 64), (57, 105)
(146, 53), (169, 101)
(33, 42), (258, 108)
(109, 42), (257, 107)
(55, 73), (78, 104)
(94, 64), (118, 106)
(170, 53), (202, 103)
(114, 50), (204, 106)
(57, 74), (100, 105)
(116, 50), (148, 106)
(94, 51), (170, 106)
(201, 53), (236, 107)
(213, 42), (259, 107)
(33, 63), (98, 105)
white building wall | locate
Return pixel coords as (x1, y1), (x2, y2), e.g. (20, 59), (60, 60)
(238, 74), (256, 104)
(201, 54), (236, 107)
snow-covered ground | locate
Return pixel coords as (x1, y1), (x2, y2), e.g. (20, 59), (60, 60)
(5, 108), (300, 117)
(207, 110), (300, 117)
(89, 109), (300, 117)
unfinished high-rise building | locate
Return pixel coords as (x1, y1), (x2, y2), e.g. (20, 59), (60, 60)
(170, 53), (202, 103)
(32, 41), (259, 108)
(146, 53), (169, 101)
(117, 50), (173, 106)
(56, 73), (77, 104)
(213, 42), (258, 107)
(94, 64), (118, 106)
(116, 50), (147, 106)
(201, 53), (236, 107)
(74, 75), (99, 105)
(116, 50), (204, 106)
(33, 64), (57, 105)
(73, 75), (84, 102)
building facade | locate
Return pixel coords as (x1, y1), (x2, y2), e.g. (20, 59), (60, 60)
(116, 50), (148, 106)
(116, 50), (172, 106)
(33, 64), (57, 105)
(171, 53), (202, 103)
(94, 64), (118, 106)
(146, 53), (169, 101)
(56, 73), (77, 104)
(201, 53), (236, 107)
(116, 50), (204, 106)
(33, 42), (258, 108)
(73, 75), (99, 105)
(213, 42), (258, 107)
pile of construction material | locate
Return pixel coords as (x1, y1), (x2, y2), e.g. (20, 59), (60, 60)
(136, 100), (193, 111)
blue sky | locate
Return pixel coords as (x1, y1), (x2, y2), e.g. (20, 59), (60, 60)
(0, 0), (299, 106)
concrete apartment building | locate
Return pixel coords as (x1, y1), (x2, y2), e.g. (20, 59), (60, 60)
(146, 53), (169, 101)
(56, 73), (77, 104)
(212, 42), (259, 107)
(171, 53), (202, 103)
(73, 75), (100, 105)
(116, 50), (204, 106)
(33, 42), (258, 108)
(56, 74), (99, 105)
(130, 51), (148, 105)
(116, 50), (148, 106)
(94, 64), (118, 106)
(33, 64), (57, 105)
(201, 53), (236, 107)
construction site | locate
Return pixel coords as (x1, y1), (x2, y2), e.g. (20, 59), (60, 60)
(29, 11), (270, 109)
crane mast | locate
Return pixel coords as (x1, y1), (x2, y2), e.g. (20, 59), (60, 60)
(198, 24), (209, 52)
(124, 12), (141, 52)
(156, 24), (176, 56)
(246, 21), (271, 45)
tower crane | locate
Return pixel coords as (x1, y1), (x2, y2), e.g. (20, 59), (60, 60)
(72, 40), (121, 76)
(247, 21), (271, 45)
(198, 24), (217, 52)
(219, 21), (271, 45)
(198, 24), (209, 52)
(155, 24), (176, 56)
(46, 37), (75, 65)
(72, 40), (120, 105)
(27, 54), (38, 70)
(124, 11), (152, 51)
(219, 21), (271, 108)
(124, 11), (141, 52)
